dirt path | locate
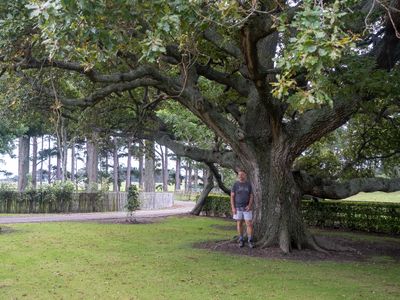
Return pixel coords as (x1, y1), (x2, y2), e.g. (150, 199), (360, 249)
(0, 201), (195, 224)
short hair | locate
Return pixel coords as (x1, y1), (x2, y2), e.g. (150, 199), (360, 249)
(236, 169), (246, 174)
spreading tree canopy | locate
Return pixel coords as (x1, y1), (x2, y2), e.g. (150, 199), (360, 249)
(1, 0), (400, 252)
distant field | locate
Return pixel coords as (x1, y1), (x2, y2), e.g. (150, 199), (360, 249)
(344, 191), (400, 203)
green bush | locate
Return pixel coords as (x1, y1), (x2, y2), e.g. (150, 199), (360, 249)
(126, 185), (141, 221)
(0, 181), (77, 213)
(301, 200), (400, 234)
(200, 195), (400, 234)
(201, 194), (232, 218)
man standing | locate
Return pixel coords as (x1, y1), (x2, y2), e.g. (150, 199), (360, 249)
(230, 170), (254, 248)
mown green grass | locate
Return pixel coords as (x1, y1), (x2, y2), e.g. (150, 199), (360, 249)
(344, 191), (400, 203)
(0, 217), (399, 299)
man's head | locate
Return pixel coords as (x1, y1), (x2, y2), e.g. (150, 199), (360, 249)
(237, 170), (247, 182)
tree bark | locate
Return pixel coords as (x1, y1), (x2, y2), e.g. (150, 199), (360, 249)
(48, 135), (51, 184)
(175, 156), (181, 191)
(56, 151), (61, 180)
(184, 163), (188, 192)
(86, 136), (98, 191)
(138, 142), (144, 189)
(194, 167), (198, 191)
(144, 140), (155, 192)
(18, 135), (30, 192)
(188, 160), (193, 192)
(71, 141), (75, 182)
(113, 137), (119, 192)
(40, 135), (44, 186)
(238, 143), (324, 254)
(32, 136), (37, 189)
(125, 138), (132, 191)
(162, 146), (169, 192)
(62, 123), (68, 182)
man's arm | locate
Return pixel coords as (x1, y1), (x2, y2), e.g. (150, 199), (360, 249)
(230, 191), (236, 215)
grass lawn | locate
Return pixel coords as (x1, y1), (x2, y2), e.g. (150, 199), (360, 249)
(0, 217), (399, 299)
(344, 191), (400, 203)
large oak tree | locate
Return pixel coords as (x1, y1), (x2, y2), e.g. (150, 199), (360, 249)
(1, 0), (400, 252)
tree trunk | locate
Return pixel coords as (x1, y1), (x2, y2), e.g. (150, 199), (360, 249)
(203, 168), (208, 187)
(40, 135), (44, 186)
(48, 135), (51, 184)
(32, 136), (38, 189)
(113, 137), (119, 192)
(242, 147), (322, 254)
(125, 139), (132, 191)
(62, 124), (68, 182)
(105, 153), (109, 178)
(71, 141), (75, 182)
(144, 140), (155, 192)
(162, 146), (168, 192)
(138, 142), (144, 189)
(191, 170), (214, 215)
(188, 160), (193, 192)
(175, 156), (181, 191)
(56, 151), (61, 180)
(194, 167), (198, 191)
(18, 135), (30, 192)
(86, 137), (98, 191)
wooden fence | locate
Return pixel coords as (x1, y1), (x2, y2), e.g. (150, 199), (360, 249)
(0, 191), (174, 213)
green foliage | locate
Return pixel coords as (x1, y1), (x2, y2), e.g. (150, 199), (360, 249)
(302, 200), (400, 234)
(201, 194), (233, 218)
(272, 0), (358, 109)
(126, 185), (140, 217)
(201, 195), (400, 234)
(0, 181), (77, 213)
(156, 101), (214, 148)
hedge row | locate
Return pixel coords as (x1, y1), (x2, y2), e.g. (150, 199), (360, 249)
(201, 195), (400, 234)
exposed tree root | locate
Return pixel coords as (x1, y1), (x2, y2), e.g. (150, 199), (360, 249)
(213, 236), (237, 250)
(313, 237), (359, 253)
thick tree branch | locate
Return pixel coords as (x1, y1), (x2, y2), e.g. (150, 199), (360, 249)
(20, 71), (159, 107)
(17, 58), (159, 83)
(298, 171), (400, 199)
(144, 131), (238, 170)
(206, 162), (231, 195)
(289, 97), (362, 158)
(203, 28), (243, 60)
(195, 63), (251, 97)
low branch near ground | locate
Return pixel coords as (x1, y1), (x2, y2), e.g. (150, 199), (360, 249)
(191, 169), (214, 215)
(206, 162), (231, 195)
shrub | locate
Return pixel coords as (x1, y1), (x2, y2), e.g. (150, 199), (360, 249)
(200, 195), (400, 234)
(201, 194), (232, 218)
(126, 185), (141, 221)
(0, 181), (76, 213)
(301, 200), (400, 234)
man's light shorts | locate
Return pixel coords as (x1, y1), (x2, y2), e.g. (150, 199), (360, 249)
(233, 207), (253, 221)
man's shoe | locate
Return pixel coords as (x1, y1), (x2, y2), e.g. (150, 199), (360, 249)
(248, 240), (254, 249)
(239, 239), (245, 248)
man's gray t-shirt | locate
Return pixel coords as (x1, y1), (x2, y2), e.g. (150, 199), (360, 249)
(232, 181), (252, 208)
